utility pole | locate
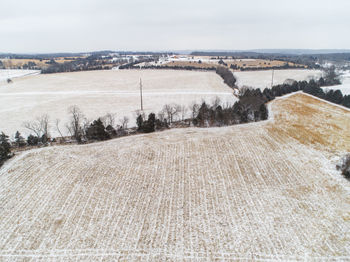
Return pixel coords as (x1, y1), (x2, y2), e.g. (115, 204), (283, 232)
(139, 78), (143, 111)
(271, 69), (274, 88)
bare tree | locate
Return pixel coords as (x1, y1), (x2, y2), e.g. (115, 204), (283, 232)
(66, 106), (84, 141)
(162, 103), (181, 123)
(211, 96), (221, 108)
(55, 119), (65, 141)
(102, 113), (116, 127)
(157, 110), (166, 122)
(119, 116), (129, 129)
(23, 120), (41, 138)
(40, 114), (50, 139)
(23, 114), (50, 138)
(239, 86), (253, 97)
(82, 117), (91, 136)
(189, 102), (200, 120)
(179, 105), (187, 121)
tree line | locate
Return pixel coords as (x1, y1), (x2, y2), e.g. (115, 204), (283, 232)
(233, 64), (306, 71)
(260, 67), (349, 108)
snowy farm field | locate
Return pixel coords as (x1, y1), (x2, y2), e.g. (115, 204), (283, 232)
(234, 69), (322, 90)
(0, 69), (40, 83)
(0, 69), (236, 136)
(0, 93), (349, 260)
(322, 70), (350, 95)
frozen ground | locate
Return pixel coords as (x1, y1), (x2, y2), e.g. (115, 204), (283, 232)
(0, 69), (40, 83)
(322, 70), (350, 95)
(0, 69), (236, 137)
(0, 93), (349, 260)
(234, 69), (322, 90)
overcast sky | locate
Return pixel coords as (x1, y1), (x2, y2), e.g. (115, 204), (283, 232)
(1, 0), (349, 53)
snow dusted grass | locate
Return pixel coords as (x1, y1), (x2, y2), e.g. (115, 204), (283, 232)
(234, 69), (322, 90)
(0, 93), (349, 260)
(0, 69), (236, 137)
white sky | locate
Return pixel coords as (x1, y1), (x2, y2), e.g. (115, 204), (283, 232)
(0, 0), (349, 53)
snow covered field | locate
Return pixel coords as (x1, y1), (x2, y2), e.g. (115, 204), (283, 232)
(322, 70), (350, 95)
(0, 93), (349, 260)
(0, 70), (236, 137)
(234, 69), (322, 90)
(0, 69), (40, 83)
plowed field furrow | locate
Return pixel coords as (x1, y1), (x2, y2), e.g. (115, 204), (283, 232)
(1, 93), (350, 260)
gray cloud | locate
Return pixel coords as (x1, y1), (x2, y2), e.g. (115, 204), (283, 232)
(0, 0), (349, 52)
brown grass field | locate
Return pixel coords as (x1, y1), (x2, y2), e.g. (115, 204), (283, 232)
(163, 61), (216, 69)
(224, 59), (305, 69)
(1, 58), (77, 69)
(0, 93), (349, 261)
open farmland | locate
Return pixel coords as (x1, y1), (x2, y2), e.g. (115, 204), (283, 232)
(234, 69), (322, 90)
(0, 69), (235, 136)
(0, 93), (349, 260)
(0, 69), (40, 83)
(161, 56), (306, 70)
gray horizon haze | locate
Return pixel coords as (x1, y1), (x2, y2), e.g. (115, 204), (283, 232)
(1, 0), (349, 53)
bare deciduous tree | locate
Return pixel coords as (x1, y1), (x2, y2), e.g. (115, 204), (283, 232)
(211, 96), (221, 108)
(239, 86), (253, 97)
(66, 106), (84, 141)
(157, 110), (166, 122)
(23, 121), (41, 138)
(189, 102), (200, 119)
(162, 103), (181, 123)
(55, 119), (65, 141)
(119, 116), (129, 129)
(102, 113), (116, 127)
(179, 105), (187, 121)
(40, 114), (50, 139)
(23, 114), (50, 138)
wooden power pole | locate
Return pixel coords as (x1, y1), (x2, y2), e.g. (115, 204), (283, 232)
(271, 69), (274, 88)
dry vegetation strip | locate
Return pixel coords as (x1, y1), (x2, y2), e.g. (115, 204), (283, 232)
(269, 93), (350, 152)
(0, 93), (349, 260)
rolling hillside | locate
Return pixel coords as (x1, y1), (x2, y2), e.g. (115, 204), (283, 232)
(0, 93), (349, 260)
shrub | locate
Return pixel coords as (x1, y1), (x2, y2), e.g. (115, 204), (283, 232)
(337, 154), (350, 180)
(15, 131), (26, 147)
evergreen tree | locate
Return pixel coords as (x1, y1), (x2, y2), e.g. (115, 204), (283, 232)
(259, 104), (268, 120)
(143, 113), (156, 133)
(15, 131), (26, 147)
(0, 132), (11, 166)
(86, 118), (110, 140)
(27, 134), (39, 146)
(342, 95), (350, 108)
(136, 114), (144, 131)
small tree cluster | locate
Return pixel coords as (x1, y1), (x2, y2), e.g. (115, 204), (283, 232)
(192, 92), (268, 127)
(137, 113), (167, 133)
